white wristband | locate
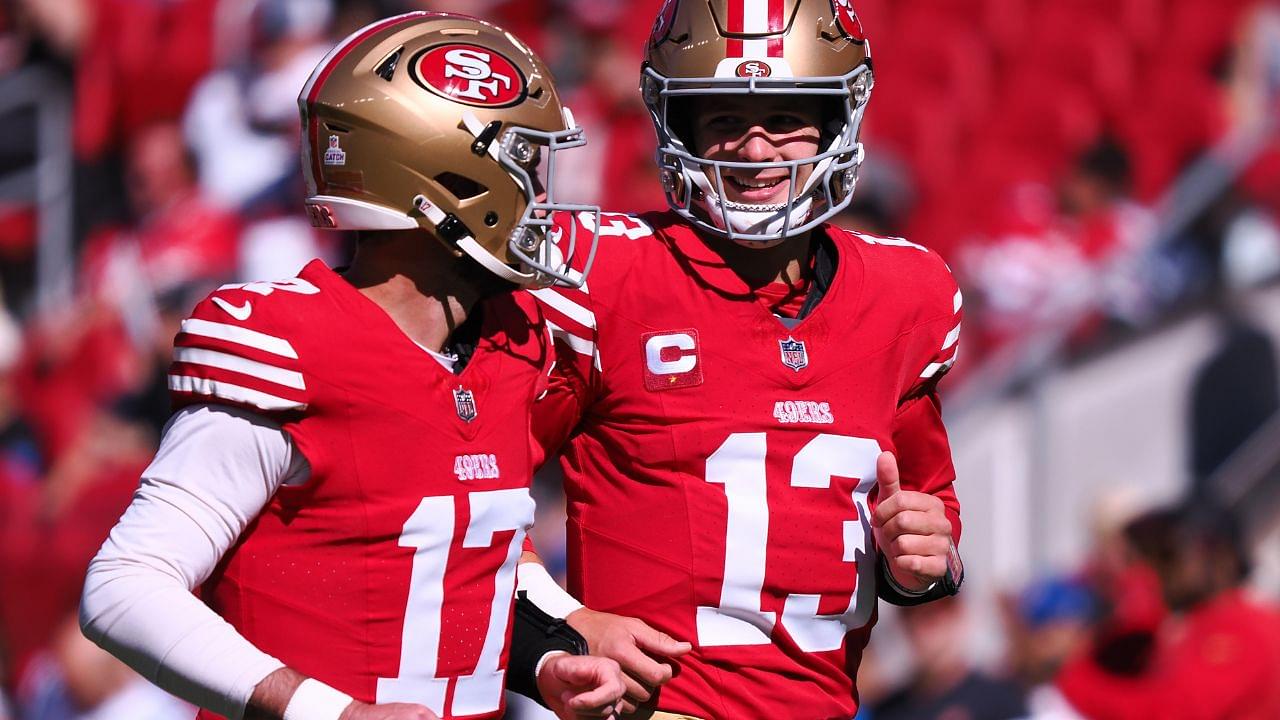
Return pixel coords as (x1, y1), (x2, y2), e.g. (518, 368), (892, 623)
(516, 562), (584, 619)
(282, 679), (353, 720)
(534, 650), (570, 680)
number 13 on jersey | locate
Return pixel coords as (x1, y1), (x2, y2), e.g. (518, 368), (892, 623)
(697, 433), (879, 653)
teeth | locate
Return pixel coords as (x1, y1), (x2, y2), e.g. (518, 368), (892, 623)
(730, 177), (784, 189)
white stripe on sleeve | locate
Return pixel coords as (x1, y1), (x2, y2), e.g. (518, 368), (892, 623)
(528, 288), (597, 330)
(168, 375), (307, 411)
(174, 347), (307, 390)
(180, 318), (299, 359)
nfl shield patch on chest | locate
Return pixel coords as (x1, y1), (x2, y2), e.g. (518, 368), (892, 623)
(779, 337), (809, 372)
(453, 385), (478, 422)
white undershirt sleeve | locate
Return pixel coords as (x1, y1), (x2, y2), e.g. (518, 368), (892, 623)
(80, 404), (311, 720)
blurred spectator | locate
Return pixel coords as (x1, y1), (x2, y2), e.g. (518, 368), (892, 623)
(0, 304), (40, 487)
(72, 0), (218, 163)
(9, 0), (89, 63)
(1227, 0), (1280, 134)
(0, 407), (150, 694)
(183, 0), (340, 279)
(958, 138), (1159, 357)
(1003, 576), (1095, 719)
(82, 122), (239, 306)
(183, 0), (331, 212)
(74, 121), (240, 432)
(1189, 309), (1279, 496)
(17, 615), (191, 720)
(869, 596), (1028, 720)
(1057, 503), (1280, 720)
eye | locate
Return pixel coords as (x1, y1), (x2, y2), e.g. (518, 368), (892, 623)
(766, 113), (814, 133)
(704, 114), (745, 133)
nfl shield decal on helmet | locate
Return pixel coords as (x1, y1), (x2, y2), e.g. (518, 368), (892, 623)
(323, 135), (346, 166)
(779, 337), (809, 372)
(411, 43), (527, 107)
(453, 385), (478, 422)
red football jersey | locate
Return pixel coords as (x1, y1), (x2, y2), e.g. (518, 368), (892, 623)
(530, 211), (962, 719)
(169, 260), (549, 720)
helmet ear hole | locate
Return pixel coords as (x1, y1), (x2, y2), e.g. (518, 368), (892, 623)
(434, 172), (489, 201)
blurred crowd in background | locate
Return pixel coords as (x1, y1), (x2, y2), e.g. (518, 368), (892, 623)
(1, 0), (1279, 719)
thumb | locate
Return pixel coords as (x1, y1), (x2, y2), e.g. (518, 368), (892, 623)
(634, 625), (693, 658)
(546, 654), (596, 685)
(876, 451), (900, 501)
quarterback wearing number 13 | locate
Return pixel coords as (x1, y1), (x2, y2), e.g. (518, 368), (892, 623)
(517, 1), (965, 718)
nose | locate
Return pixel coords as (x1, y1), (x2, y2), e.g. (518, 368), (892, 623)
(735, 129), (776, 163)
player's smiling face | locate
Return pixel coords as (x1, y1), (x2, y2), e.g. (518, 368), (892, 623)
(690, 95), (822, 206)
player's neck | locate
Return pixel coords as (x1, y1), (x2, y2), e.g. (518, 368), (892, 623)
(701, 230), (815, 289)
(342, 231), (496, 353)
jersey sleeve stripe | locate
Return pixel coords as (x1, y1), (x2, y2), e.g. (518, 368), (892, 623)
(173, 347), (307, 390)
(920, 348), (959, 379)
(546, 320), (595, 358)
(168, 374), (307, 411)
(953, 289), (963, 313)
(941, 323), (961, 351)
(528, 288), (596, 330)
(537, 303), (593, 343)
(179, 319), (299, 359)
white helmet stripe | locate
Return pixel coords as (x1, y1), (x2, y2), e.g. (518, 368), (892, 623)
(727, 0), (786, 59)
(742, 0), (769, 57)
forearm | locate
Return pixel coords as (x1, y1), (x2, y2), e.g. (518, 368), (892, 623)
(246, 667), (359, 720)
(80, 556), (286, 718)
(80, 404), (309, 718)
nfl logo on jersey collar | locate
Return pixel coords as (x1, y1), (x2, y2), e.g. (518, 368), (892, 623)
(453, 386), (478, 422)
(779, 337), (809, 372)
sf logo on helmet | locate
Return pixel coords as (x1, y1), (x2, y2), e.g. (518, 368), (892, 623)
(412, 43), (526, 107)
(735, 61), (772, 78)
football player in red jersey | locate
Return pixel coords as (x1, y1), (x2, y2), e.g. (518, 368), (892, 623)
(78, 13), (625, 720)
(517, 1), (965, 718)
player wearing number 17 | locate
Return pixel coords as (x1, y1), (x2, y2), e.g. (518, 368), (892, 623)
(520, 1), (964, 718)
(78, 13), (624, 720)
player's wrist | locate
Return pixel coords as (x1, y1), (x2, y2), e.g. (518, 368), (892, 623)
(881, 556), (936, 596)
(534, 650), (571, 680)
(516, 561), (584, 619)
(283, 678), (353, 720)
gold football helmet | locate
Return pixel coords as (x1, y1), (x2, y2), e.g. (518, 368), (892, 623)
(642, 0), (873, 246)
(299, 12), (598, 287)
